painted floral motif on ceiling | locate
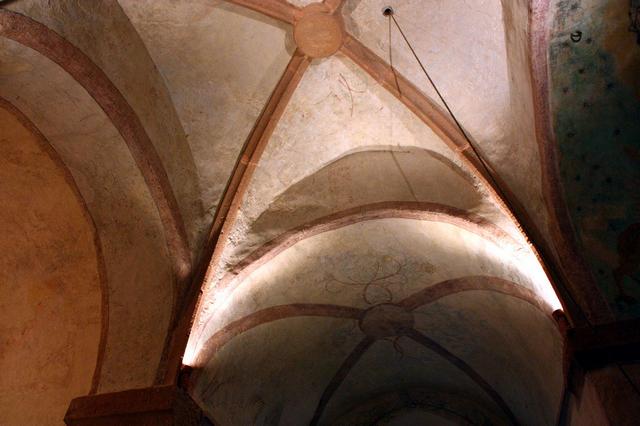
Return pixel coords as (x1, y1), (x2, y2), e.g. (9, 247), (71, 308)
(550, 0), (640, 317)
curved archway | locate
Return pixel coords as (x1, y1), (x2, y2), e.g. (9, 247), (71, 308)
(0, 8), (191, 276)
(0, 99), (104, 424)
(189, 215), (563, 425)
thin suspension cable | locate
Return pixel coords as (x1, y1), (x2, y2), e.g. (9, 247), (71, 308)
(388, 13), (393, 68)
(387, 13), (589, 325)
(387, 12), (401, 93)
(388, 13), (502, 193)
(386, 7), (420, 201)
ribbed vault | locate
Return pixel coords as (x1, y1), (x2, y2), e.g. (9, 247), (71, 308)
(3, 0), (636, 424)
(173, 2), (565, 424)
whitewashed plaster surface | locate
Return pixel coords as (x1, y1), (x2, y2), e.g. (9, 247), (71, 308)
(0, 39), (174, 393)
(120, 0), (292, 224)
(412, 292), (563, 426)
(188, 51), (560, 373)
(196, 317), (503, 425)
(343, 0), (550, 243)
(234, 148), (484, 259)
(7, 0), (205, 253)
(193, 219), (556, 357)
(0, 1), (567, 423)
(218, 54), (526, 269)
(193, 280), (561, 425)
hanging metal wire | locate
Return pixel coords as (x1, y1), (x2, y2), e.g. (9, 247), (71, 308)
(385, 9), (506, 201)
(383, 6), (593, 325)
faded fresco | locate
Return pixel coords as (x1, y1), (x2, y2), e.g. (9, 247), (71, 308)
(549, 0), (640, 317)
(192, 220), (562, 425)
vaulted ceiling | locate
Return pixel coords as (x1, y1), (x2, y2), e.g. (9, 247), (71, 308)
(0, 0), (637, 425)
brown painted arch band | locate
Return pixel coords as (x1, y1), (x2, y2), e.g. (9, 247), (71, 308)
(398, 275), (553, 314)
(0, 98), (109, 394)
(194, 275), (551, 425)
(191, 201), (544, 353)
(338, 36), (529, 240)
(162, 52), (311, 384)
(528, 0), (612, 323)
(336, 34), (591, 324)
(225, 0), (299, 24)
(190, 201), (524, 348)
(194, 275), (555, 369)
(194, 303), (363, 367)
(217, 201), (521, 297)
(184, 0), (573, 393)
(406, 329), (519, 425)
(0, 10), (192, 280)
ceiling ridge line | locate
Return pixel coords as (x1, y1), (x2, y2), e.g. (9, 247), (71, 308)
(218, 0), (578, 326)
(407, 329), (519, 425)
(224, 0), (300, 24)
(194, 275), (555, 367)
(339, 34), (528, 245)
(188, 201), (525, 356)
(159, 51), (310, 384)
(213, 202), (521, 301)
(338, 34), (578, 322)
(0, 10), (192, 280)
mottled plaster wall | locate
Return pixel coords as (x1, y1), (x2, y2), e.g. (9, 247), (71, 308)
(342, 0), (549, 238)
(168, 2), (568, 423)
(198, 219), (550, 345)
(409, 292), (562, 425)
(190, 53), (558, 350)
(218, 54), (526, 271)
(6, 0), (205, 255)
(549, 0), (640, 317)
(501, 0), (553, 238)
(0, 106), (101, 425)
(0, 1), (573, 423)
(236, 148), (485, 259)
(192, 220), (562, 425)
(0, 39), (174, 392)
(119, 0), (292, 226)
